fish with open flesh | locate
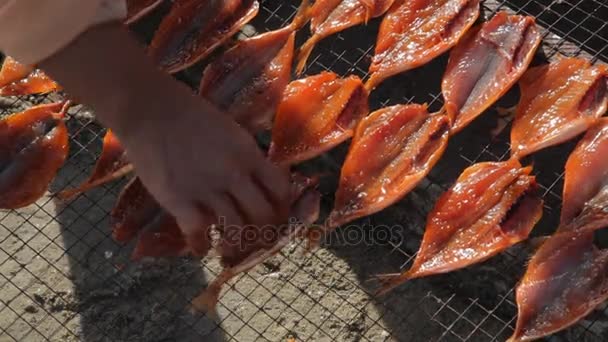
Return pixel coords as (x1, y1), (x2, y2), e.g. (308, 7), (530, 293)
(148, 0), (260, 73)
(328, 103), (449, 228)
(125, 0), (164, 24)
(442, 11), (541, 133)
(296, 0), (395, 74)
(511, 58), (608, 158)
(199, 0), (310, 132)
(58, 130), (133, 201)
(268, 72), (369, 165)
(112, 177), (211, 260)
(376, 159), (543, 295)
(0, 102), (69, 209)
(190, 173), (321, 313)
(560, 118), (608, 232)
(0, 57), (60, 96)
(366, 0), (480, 90)
(509, 230), (608, 342)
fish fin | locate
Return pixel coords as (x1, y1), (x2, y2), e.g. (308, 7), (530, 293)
(290, 0), (311, 31)
(295, 34), (320, 75)
(372, 272), (414, 296)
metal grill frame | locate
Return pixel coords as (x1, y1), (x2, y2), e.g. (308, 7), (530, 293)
(1, 0), (608, 341)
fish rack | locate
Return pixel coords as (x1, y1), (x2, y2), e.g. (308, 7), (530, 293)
(1, 0), (607, 341)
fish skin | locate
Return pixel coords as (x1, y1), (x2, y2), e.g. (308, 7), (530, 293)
(57, 130), (133, 201)
(442, 11), (541, 134)
(148, 0), (259, 73)
(0, 103), (69, 209)
(375, 159), (542, 295)
(509, 230), (608, 342)
(328, 104), (450, 228)
(125, 0), (164, 24)
(560, 118), (608, 231)
(366, 0), (480, 90)
(511, 58), (608, 159)
(0, 57), (60, 96)
(296, 0), (394, 74)
(268, 72), (369, 166)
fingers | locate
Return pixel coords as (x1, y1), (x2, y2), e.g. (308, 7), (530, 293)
(209, 193), (245, 229)
(252, 160), (291, 211)
(230, 175), (276, 225)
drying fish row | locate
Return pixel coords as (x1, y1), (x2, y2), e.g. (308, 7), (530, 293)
(1, 1), (607, 340)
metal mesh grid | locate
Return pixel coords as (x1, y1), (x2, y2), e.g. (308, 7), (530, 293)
(1, 0), (607, 341)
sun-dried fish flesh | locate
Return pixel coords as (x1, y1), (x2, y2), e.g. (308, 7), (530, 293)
(296, 0), (395, 74)
(376, 159), (542, 295)
(366, 0), (480, 90)
(268, 72), (369, 165)
(442, 11), (541, 133)
(509, 230), (608, 342)
(0, 103), (69, 209)
(560, 118), (608, 232)
(112, 177), (211, 260)
(190, 174), (321, 313)
(329, 104), (449, 228)
(0, 57), (60, 96)
(511, 58), (608, 158)
(125, 0), (164, 24)
(148, 0), (260, 73)
(58, 130), (133, 201)
(199, 1), (310, 132)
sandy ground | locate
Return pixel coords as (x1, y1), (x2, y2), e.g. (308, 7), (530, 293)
(1, 0), (608, 341)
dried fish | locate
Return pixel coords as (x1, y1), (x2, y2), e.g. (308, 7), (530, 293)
(366, 0), (480, 90)
(58, 130), (133, 201)
(268, 72), (369, 165)
(511, 58), (608, 158)
(199, 1), (310, 132)
(148, 0), (259, 73)
(376, 159), (542, 295)
(112, 177), (211, 260)
(510, 230), (608, 342)
(442, 11), (541, 133)
(296, 0), (395, 74)
(560, 118), (608, 232)
(0, 57), (60, 96)
(0, 103), (69, 209)
(329, 104), (449, 228)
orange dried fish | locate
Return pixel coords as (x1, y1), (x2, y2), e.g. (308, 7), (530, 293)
(366, 0), (480, 90)
(191, 174), (321, 313)
(0, 57), (60, 96)
(0, 103), (69, 209)
(442, 11), (541, 133)
(376, 159), (542, 295)
(199, 1), (310, 132)
(148, 0), (260, 73)
(296, 0), (395, 74)
(112, 177), (211, 260)
(58, 130), (133, 201)
(125, 0), (164, 24)
(560, 118), (608, 232)
(509, 230), (608, 342)
(511, 58), (608, 158)
(268, 72), (369, 165)
(328, 104), (449, 228)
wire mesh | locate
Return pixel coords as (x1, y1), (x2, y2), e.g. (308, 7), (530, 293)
(1, 0), (607, 341)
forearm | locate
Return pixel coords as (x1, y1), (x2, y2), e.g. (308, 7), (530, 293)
(39, 22), (201, 139)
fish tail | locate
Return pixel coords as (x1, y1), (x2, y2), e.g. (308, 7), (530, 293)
(290, 0), (311, 31)
(190, 271), (231, 316)
(372, 272), (414, 297)
(53, 100), (72, 120)
(295, 35), (320, 75)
